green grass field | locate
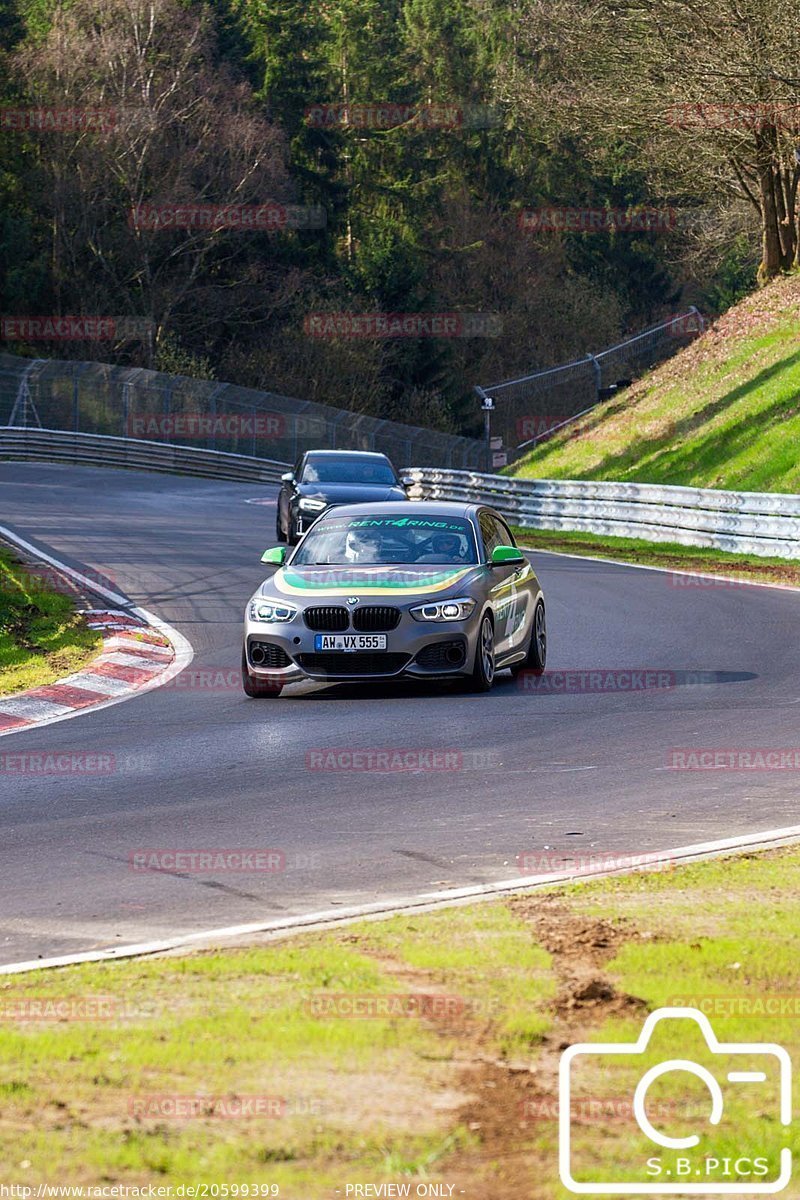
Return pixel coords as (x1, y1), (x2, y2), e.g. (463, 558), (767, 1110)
(509, 273), (800, 492)
(2, 848), (799, 1195)
(0, 544), (100, 694)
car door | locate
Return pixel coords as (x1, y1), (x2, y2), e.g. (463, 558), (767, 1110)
(479, 510), (530, 659)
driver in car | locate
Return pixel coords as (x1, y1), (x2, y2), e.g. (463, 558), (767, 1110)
(344, 527), (384, 563)
(421, 531), (467, 563)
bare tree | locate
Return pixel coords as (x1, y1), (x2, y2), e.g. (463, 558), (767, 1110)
(509, 0), (800, 281)
(14, 0), (298, 362)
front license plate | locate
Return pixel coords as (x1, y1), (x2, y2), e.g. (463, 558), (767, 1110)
(314, 634), (387, 651)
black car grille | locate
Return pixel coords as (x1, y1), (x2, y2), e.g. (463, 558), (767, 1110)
(297, 652), (410, 677)
(248, 641), (292, 669)
(303, 606), (350, 632)
(414, 641), (467, 671)
(351, 605), (401, 632)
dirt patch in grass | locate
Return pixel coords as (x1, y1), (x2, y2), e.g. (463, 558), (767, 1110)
(422, 898), (650, 1199)
(512, 900), (649, 1025)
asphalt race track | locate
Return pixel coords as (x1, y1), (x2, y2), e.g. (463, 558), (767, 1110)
(1, 461), (799, 967)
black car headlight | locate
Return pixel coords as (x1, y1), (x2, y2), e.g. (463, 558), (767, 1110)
(410, 597), (476, 622)
(297, 497), (327, 514)
(248, 600), (297, 623)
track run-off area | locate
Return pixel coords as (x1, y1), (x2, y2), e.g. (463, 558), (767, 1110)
(1, 461), (799, 968)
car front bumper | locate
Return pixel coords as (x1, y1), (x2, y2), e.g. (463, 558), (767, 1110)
(243, 608), (481, 683)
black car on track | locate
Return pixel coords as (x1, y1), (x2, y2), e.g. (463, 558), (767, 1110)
(275, 450), (408, 544)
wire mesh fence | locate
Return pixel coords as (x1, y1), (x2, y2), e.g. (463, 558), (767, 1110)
(476, 309), (703, 463)
(0, 353), (486, 470)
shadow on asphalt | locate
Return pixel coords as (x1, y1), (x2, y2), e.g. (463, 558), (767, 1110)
(276, 668), (757, 702)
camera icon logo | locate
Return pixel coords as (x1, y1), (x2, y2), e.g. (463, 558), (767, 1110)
(559, 1007), (791, 1194)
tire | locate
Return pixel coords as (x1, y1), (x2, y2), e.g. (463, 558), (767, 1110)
(275, 503), (286, 543)
(241, 646), (283, 698)
(511, 599), (546, 677)
(468, 612), (496, 693)
(287, 513), (298, 545)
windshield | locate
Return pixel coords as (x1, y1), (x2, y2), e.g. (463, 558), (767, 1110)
(300, 456), (397, 485)
(291, 514), (478, 566)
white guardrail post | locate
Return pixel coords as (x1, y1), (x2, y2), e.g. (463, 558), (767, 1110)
(404, 467), (800, 560)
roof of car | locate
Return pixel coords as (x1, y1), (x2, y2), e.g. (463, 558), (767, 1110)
(304, 449), (392, 459)
(314, 501), (486, 519)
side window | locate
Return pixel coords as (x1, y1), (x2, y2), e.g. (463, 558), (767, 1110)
(479, 512), (506, 560)
(294, 455), (304, 480)
(496, 516), (517, 547)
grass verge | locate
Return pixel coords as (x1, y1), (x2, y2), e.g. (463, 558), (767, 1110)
(1, 847), (799, 1195)
(507, 272), (800, 492)
(512, 524), (800, 587)
(0, 544), (101, 694)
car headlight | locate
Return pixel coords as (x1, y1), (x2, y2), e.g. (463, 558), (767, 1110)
(248, 600), (297, 623)
(298, 497), (327, 513)
(410, 597), (476, 622)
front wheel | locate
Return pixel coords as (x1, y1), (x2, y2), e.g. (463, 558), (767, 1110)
(241, 646), (283, 698)
(511, 599), (546, 676)
(468, 613), (495, 693)
(275, 504), (286, 543)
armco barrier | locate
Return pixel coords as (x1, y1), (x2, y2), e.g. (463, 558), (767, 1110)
(4, 431), (798, 560)
(0, 427), (289, 484)
(405, 468), (800, 560)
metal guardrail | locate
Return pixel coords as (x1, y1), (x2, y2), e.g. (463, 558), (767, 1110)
(405, 467), (800, 560)
(475, 308), (704, 463)
(5, 429), (797, 561)
(0, 427), (290, 484)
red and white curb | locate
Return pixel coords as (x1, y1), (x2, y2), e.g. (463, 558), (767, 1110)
(0, 610), (176, 734)
(2, 823), (800, 976)
(0, 525), (193, 738)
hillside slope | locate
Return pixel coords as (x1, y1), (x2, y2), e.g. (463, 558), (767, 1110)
(509, 275), (800, 493)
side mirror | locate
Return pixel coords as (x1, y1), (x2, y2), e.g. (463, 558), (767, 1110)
(280, 471), (294, 484)
(491, 544), (525, 567)
(261, 546), (287, 566)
